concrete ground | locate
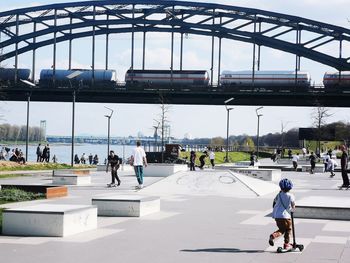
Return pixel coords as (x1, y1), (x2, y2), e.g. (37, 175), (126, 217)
(0, 159), (350, 263)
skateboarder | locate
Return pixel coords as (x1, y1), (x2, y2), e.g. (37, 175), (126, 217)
(106, 150), (121, 187)
(269, 178), (296, 251)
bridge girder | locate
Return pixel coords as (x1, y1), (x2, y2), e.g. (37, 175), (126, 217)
(0, 0), (349, 70)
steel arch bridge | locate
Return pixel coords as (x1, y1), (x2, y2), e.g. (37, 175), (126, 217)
(0, 0), (350, 106)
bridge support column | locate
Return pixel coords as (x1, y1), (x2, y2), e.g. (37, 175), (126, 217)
(71, 90), (76, 167)
(53, 9), (57, 87)
(210, 9), (215, 86)
(25, 92), (31, 161)
(31, 22), (36, 82)
(105, 14), (109, 70)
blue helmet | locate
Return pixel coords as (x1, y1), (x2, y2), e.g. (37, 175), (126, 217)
(279, 178), (293, 190)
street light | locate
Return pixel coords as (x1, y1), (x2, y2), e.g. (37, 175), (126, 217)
(67, 71), (83, 167)
(224, 97), (234, 163)
(104, 106), (114, 160)
(20, 79), (36, 162)
(256, 106), (263, 160)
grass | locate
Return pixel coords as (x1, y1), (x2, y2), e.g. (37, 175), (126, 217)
(0, 188), (46, 234)
(0, 161), (95, 172)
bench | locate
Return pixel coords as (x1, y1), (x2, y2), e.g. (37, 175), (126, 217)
(2, 204), (97, 237)
(92, 195), (160, 217)
(52, 174), (91, 185)
(230, 167), (281, 182)
(0, 184), (68, 199)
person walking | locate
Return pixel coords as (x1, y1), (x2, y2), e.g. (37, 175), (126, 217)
(309, 151), (317, 174)
(88, 153), (93, 165)
(327, 157), (337, 177)
(106, 150), (121, 187)
(42, 145), (48, 162)
(209, 150), (215, 169)
(250, 152), (256, 166)
(292, 153), (299, 171)
(93, 154), (99, 165)
(130, 141), (147, 189)
(36, 144), (42, 162)
(340, 145), (349, 187)
(45, 144), (50, 162)
(189, 150), (196, 171)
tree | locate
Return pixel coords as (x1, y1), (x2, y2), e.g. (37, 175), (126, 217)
(156, 94), (171, 162)
(243, 136), (255, 152)
(312, 106), (333, 154)
(210, 137), (225, 147)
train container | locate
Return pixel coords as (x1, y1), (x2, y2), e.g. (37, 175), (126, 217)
(39, 69), (116, 88)
(220, 70), (311, 91)
(323, 71), (350, 90)
(0, 68), (31, 82)
(125, 69), (209, 88)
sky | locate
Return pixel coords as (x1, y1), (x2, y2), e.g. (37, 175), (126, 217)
(0, 0), (350, 139)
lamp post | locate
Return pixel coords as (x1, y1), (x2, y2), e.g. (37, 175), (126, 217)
(256, 106), (263, 160)
(67, 71), (83, 167)
(104, 106), (114, 160)
(20, 79), (36, 162)
(224, 97), (234, 163)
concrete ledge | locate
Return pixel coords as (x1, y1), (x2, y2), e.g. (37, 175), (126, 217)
(0, 184), (68, 199)
(230, 167), (281, 182)
(301, 165), (324, 173)
(143, 164), (187, 177)
(234, 161), (259, 167)
(53, 169), (90, 175)
(97, 164), (134, 172)
(52, 174), (91, 185)
(295, 196), (350, 220)
(2, 204), (97, 237)
(92, 195), (160, 217)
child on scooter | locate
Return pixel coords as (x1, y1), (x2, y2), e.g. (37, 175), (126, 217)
(269, 178), (296, 250)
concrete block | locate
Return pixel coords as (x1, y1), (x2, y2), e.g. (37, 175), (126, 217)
(1, 184), (67, 199)
(53, 169), (90, 175)
(230, 167), (281, 182)
(295, 196), (350, 220)
(52, 174), (91, 185)
(2, 204), (97, 237)
(301, 165), (325, 173)
(143, 164), (187, 177)
(92, 195), (160, 217)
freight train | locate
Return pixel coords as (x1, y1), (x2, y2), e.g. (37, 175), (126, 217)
(0, 67), (350, 92)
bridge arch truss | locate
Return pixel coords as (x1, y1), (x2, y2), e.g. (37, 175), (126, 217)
(0, 0), (350, 83)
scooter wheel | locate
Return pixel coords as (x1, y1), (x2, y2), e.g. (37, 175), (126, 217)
(298, 245), (304, 251)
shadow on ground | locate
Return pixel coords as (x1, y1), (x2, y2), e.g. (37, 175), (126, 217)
(180, 248), (264, 253)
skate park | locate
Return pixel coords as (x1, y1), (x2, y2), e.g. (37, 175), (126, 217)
(1, 159), (350, 263)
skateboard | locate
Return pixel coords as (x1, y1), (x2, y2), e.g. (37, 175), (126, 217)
(338, 185), (350, 190)
(107, 184), (116, 188)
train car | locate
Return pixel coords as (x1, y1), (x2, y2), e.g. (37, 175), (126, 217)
(0, 68), (31, 87)
(39, 69), (116, 89)
(323, 71), (350, 91)
(125, 69), (209, 90)
(220, 70), (311, 91)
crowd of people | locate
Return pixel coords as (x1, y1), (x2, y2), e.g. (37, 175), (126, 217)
(189, 149), (216, 171)
(0, 147), (26, 164)
(74, 153), (99, 165)
(36, 143), (51, 162)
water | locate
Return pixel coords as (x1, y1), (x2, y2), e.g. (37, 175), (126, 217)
(1, 144), (136, 164)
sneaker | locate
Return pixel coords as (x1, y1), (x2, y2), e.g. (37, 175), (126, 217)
(283, 243), (293, 250)
(139, 184), (143, 189)
(268, 235), (274, 246)
(117, 181), (121, 186)
(107, 183), (116, 188)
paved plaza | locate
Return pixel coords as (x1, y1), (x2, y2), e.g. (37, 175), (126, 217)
(1, 160), (350, 263)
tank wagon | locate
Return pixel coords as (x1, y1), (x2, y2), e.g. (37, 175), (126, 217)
(0, 68), (31, 86)
(220, 70), (311, 91)
(39, 69), (116, 88)
(323, 71), (350, 91)
(125, 69), (209, 89)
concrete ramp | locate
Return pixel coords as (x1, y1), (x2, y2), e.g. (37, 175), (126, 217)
(295, 196), (350, 220)
(140, 170), (279, 198)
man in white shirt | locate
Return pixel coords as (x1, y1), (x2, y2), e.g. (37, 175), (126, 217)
(209, 150), (215, 169)
(130, 141), (148, 189)
(327, 158), (337, 177)
(292, 153), (299, 171)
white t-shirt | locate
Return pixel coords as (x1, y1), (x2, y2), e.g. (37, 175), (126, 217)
(132, 146), (146, 166)
(272, 191), (295, 219)
(292, 155), (299, 162)
(209, 151), (215, 160)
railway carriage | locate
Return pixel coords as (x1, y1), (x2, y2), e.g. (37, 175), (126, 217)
(323, 71), (350, 91)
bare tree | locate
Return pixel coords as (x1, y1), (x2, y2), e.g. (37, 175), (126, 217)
(156, 94), (171, 162)
(312, 106), (333, 154)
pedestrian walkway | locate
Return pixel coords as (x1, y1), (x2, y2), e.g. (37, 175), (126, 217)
(0, 164), (349, 263)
